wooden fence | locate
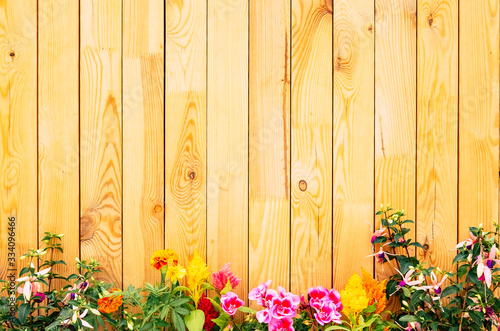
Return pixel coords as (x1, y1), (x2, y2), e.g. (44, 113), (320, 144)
(1, 0), (498, 303)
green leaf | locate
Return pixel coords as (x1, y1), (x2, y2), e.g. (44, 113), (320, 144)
(468, 310), (484, 326)
(410, 242), (424, 249)
(402, 286), (411, 297)
(202, 282), (215, 291)
(212, 312), (230, 330)
(430, 322), (438, 331)
(373, 237), (388, 244)
(173, 285), (190, 294)
(184, 309), (205, 331)
(238, 306), (256, 314)
(441, 285), (461, 298)
(170, 297), (190, 307)
(221, 279), (233, 295)
(209, 298), (222, 313)
(18, 303), (30, 324)
(324, 326), (350, 331)
(399, 315), (417, 323)
(173, 312), (187, 331)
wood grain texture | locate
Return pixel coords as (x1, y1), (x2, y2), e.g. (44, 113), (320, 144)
(249, 0), (290, 295)
(291, 0), (333, 293)
(459, 0), (499, 239)
(207, 0), (248, 300)
(416, 0), (458, 271)
(333, 0), (374, 288)
(375, 0), (416, 280)
(123, 0), (164, 288)
(0, 0), (38, 279)
(80, 0), (122, 287)
(165, 0), (206, 265)
(38, 0), (79, 280)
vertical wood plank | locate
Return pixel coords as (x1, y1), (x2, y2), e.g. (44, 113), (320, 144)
(38, 0), (80, 280)
(123, 0), (164, 287)
(375, 0), (416, 280)
(291, 0), (333, 293)
(0, 0), (38, 278)
(165, 0), (206, 265)
(416, 0), (458, 270)
(80, 0), (122, 287)
(459, 0), (499, 239)
(249, 0), (290, 294)
(207, 0), (248, 300)
(333, 0), (374, 287)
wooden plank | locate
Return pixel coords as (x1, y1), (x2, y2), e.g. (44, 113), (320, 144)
(374, 0), (416, 280)
(80, 0), (122, 287)
(459, 0), (499, 239)
(165, 0), (206, 265)
(416, 0), (458, 270)
(333, 0), (374, 288)
(291, 0), (333, 293)
(249, 0), (290, 295)
(123, 0), (164, 288)
(207, 0), (248, 301)
(38, 0), (79, 281)
(0, 0), (38, 279)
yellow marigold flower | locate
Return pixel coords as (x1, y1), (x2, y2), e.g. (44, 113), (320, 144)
(361, 268), (387, 314)
(150, 249), (178, 270)
(186, 250), (210, 307)
(340, 273), (369, 315)
(167, 265), (186, 283)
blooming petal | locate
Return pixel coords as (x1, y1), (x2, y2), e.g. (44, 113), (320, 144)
(24, 281), (32, 300)
(484, 266), (492, 288)
(81, 320), (94, 329)
(478, 262), (485, 278)
(36, 267), (51, 277)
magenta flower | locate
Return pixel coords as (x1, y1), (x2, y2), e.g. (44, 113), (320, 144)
(249, 280), (272, 306)
(270, 296), (297, 319)
(327, 289), (342, 311)
(366, 244), (396, 270)
(256, 309), (271, 323)
(221, 292), (244, 315)
(16, 263), (51, 301)
(308, 286), (329, 303)
(212, 263), (242, 292)
(396, 321), (421, 331)
(277, 286), (300, 307)
(269, 318), (294, 331)
(370, 223), (387, 244)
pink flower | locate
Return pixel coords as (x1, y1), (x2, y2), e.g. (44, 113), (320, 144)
(308, 286), (328, 303)
(16, 263), (51, 301)
(396, 321), (421, 331)
(456, 232), (477, 250)
(256, 309), (271, 323)
(370, 223), (387, 244)
(221, 292), (244, 315)
(476, 245), (500, 288)
(269, 318), (294, 331)
(270, 296), (297, 319)
(327, 289), (342, 311)
(366, 244), (396, 270)
(415, 272), (447, 300)
(277, 287), (300, 308)
(212, 263), (242, 292)
(313, 302), (342, 326)
(249, 280), (272, 306)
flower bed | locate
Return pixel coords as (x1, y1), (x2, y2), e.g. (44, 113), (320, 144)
(1, 206), (499, 330)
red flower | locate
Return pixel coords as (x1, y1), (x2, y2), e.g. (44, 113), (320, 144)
(198, 294), (219, 331)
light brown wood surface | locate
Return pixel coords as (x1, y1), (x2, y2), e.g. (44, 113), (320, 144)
(459, 0), (499, 239)
(165, 0), (207, 266)
(38, 0), (79, 281)
(80, 0), (123, 287)
(291, 0), (333, 294)
(333, 0), (374, 289)
(416, 0), (458, 271)
(207, 0), (249, 301)
(123, 0), (164, 288)
(249, 0), (291, 295)
(0, 0), (38, 279)
(375, 0), (416, 281)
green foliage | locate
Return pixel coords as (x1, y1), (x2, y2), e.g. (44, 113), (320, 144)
(372, 205), (500, 330)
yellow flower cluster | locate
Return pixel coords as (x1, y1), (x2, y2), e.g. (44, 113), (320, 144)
(340, 268), (387, 316)
(341, 273), (369, 315)
(166, 265), (187, 283)
(186, 250), (210, 307)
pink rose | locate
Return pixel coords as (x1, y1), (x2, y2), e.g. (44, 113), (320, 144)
(221, 292), (244, 315)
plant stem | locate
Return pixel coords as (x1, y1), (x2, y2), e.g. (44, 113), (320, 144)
(384, 212), (402, 271)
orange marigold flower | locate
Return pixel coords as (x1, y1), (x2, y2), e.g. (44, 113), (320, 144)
(98, 289), (123, 314)
(361, 268), (387, 314)
(150, 249), (179, 270)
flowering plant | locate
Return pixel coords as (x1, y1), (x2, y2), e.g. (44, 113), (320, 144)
(370, 205), (500, 330)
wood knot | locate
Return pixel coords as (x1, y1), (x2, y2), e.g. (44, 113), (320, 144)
(367, 24), (373, 32)
(9, 52), (15, 57)
(189, 172), (196, 180)
(428, 17), (433, 26)
(154, 205), (163, 213)
(299, 180), (307, 191)
(423, 244), (429, 250)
